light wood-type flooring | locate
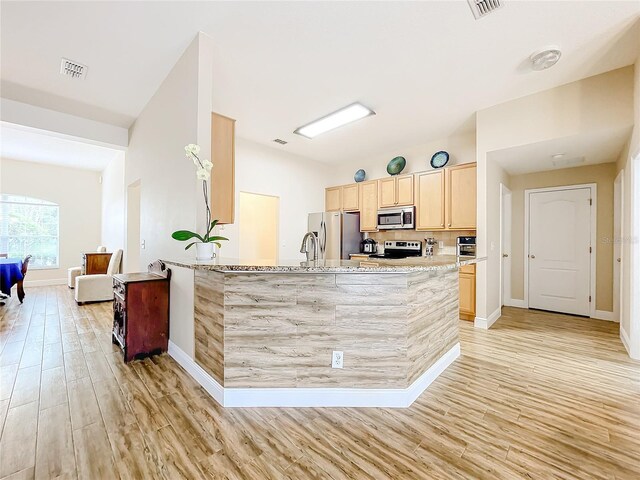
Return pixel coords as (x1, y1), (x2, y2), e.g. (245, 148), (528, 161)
(0, 286), (639, 479)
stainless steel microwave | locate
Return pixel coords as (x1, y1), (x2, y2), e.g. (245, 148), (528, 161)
(377, 206), (415, 230)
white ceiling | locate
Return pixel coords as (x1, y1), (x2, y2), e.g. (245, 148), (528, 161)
(0, 125), (121, 171)
(487, 126), (632, 175)
(1, 1), (639, 165)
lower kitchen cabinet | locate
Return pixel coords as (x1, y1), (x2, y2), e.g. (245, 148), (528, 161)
(459, 263), (476, 321)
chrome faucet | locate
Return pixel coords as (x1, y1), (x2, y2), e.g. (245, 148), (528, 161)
(300, 232), (319, 261)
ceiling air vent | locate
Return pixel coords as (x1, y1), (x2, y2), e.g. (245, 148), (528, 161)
(273, 139), (288, 145)
(467, 0), (503, 20)
(60, 58), (87, 79)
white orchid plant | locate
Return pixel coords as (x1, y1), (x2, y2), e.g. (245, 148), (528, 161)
(171, 144), (228, 250)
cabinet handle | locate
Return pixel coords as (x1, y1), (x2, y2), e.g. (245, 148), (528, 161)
(448, 223), (451, 227)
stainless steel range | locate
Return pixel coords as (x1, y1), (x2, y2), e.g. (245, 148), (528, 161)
(369, 240), (422, 259)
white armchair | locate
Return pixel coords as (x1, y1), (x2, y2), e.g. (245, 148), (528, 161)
(75, 249), (123, 304)
(68, 246), (108, 288)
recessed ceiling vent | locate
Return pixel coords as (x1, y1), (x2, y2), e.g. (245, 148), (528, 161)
(467, 0), (503, 20)
(273, 139), (288, 145)
(60, 58), (87, 79)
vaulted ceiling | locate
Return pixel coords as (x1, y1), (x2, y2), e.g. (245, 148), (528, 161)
(1, 1), (639, 164)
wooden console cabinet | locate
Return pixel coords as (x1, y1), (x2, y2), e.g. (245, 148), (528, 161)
(82, 252), (112, 275)
(112, 261), (171, 362)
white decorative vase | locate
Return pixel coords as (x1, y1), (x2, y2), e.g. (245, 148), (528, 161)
(195, 242), (215, 261)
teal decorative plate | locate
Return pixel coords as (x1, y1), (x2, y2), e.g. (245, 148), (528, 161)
(387, 156), (406, 176)
(354, 169), (366, 182)
(430, 151), (449, 169)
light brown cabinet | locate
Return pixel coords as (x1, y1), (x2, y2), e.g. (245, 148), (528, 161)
(210, 113), (235, 224)
(415, 163), (476, 231)
(325, 187), (342, 212)
(359, 180), (379, 232)
(342, 184), (359, 211)
(415, 170), (445, 230)
(446, 163), (477, 230)
(378, 174), (414, 208)
(459, 263), (476, 321)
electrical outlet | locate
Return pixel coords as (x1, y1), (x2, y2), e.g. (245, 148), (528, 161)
(331, 351), (343, 369)
(438, 241), (444, 249)
(141, 239), (146, 249)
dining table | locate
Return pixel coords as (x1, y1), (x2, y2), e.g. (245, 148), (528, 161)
(0, 258), (24, 303)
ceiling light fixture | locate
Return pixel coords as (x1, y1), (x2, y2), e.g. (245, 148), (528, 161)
(530, 47), (562, 71)
(294, 103), (375, 139)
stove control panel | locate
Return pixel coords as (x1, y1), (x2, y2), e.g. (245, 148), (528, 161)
(384, 240), (422, 252)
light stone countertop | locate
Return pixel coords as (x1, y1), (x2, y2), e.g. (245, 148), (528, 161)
(163, 255), (485, 274)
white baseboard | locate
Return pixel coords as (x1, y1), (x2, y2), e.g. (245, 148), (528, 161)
(503, 298), (526, 308)
(620, 326), (632, 356)
(168, 341), (224, 405)
(474, 307), (502, 329)
(168, 341), (460, 408)
(23, 278), (66, 287)
(593, 310), (617, 322)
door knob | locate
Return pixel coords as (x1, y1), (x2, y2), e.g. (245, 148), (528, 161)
(617, 258), (621, 263)
(530, 254), (536, 259)
(503, 254), (509, 258)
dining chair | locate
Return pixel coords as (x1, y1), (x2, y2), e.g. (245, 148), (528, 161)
(17, 255), (32, 303)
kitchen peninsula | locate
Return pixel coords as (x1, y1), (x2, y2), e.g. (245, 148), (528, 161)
(163, 255), (483, 408)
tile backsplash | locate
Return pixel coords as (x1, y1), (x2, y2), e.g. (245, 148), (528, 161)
(366, 230), (475, 255)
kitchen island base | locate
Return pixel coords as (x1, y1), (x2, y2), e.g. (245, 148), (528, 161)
(163, 257), (473, 408)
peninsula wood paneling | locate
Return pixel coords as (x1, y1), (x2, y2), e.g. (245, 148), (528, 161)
(194, 269), (461, 389)
(194, 270), (225, 385)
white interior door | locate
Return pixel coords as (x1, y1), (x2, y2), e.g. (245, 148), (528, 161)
(528, 188), (591, 316)
(501, 185), (512, 306)
(239, 192), (279, 264)
(613, 171), (623, 323)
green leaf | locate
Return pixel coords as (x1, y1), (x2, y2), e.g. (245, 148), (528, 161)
(184, 242), (198, 250)
(207, 236), (229, 242)
(214, 242), (222, 248)
(204, 220), (220, 242)
(172, 230), (204, 242)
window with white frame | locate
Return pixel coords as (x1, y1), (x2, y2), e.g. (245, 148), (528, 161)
(0, 194), (60, 269)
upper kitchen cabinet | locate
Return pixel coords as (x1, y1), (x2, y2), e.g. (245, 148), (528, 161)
(341, 184), (359, 211)
(378, 174), (414, 208)
(415, 163), (476, 231)
(210, 112), (235, 224)
(446, 163), (477, 230)
(415, 170), (445, 230)
(359, 180), (378, 232)
(325, 186), (342, 211)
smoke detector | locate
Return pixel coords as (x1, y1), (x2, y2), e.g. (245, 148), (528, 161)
(60, 58), (87, 79)
(530, 47), (562, 71)
(467, 0), (503, 20)
(552, 156), (585, 168)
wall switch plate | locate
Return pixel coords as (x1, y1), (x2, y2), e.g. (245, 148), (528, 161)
(331, 351), (343, 369)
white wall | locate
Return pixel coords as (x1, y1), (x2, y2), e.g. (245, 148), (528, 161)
(477, 66), (635, 324)
(0, 158), (101, 283)
(616, 56), (640, 359)
(124, 33), (213, 357)
(221, 138), (330, 260)
(100, 152), (125, 253)
(333, 131), (476, 184)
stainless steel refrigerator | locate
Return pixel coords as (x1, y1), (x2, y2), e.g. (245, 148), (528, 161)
(307, 211), (362, 260)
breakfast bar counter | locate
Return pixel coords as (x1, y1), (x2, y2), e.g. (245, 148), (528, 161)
(163, 256), (483, 408)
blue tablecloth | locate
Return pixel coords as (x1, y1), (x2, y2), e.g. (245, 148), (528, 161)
(0, 258), (23, 296)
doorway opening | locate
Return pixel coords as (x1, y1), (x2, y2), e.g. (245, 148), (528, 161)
(126, 180), (141, 273)
(524, 184), (596, 317)
(239, 192), (279, 264)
